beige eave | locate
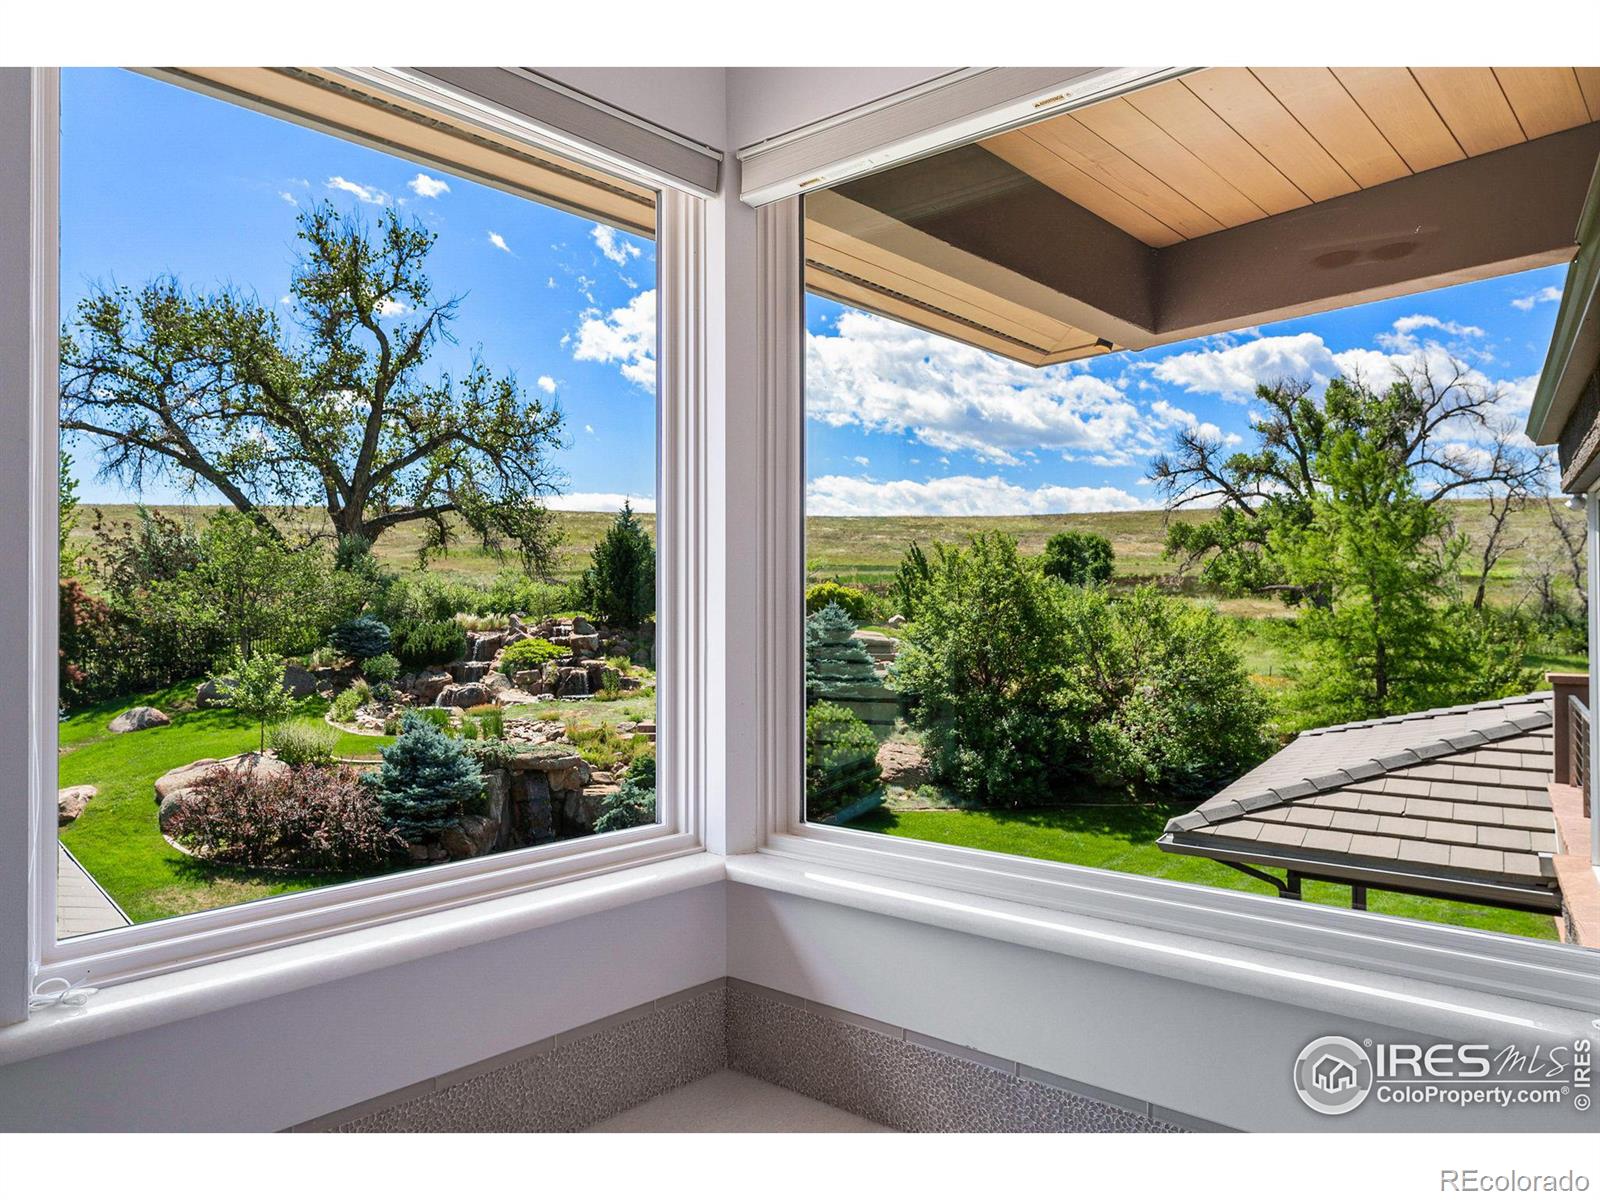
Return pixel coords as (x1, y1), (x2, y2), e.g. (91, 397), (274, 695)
(807, 67), (1600, 365)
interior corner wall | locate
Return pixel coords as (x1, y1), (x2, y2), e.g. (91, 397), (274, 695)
(0, 884), (727, 1132)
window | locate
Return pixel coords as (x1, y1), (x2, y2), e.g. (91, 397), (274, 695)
(41, 68), (702, 977)
(792, 88), (1600, 957)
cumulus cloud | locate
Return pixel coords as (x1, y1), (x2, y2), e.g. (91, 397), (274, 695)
(573, 288), (656, 392)
(406, 173), (450, 199)
(375, 297), (411, 317)
(591, 223), (643, 267)
(1512, 285), (1562, 312)
(1377, 314), (1485, 353)
(806, 473), (1151, 517)
(806, 309), (1166, 466)
(325, 176), (389, 205)
(1147, 331), (1340, 400)
(544, 492), (655, 513)
(487, 231), (513, 254)
(278, 191), (297, 206)
(536, 375), (557, 395)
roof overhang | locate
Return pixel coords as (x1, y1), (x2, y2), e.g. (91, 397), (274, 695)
(801, 67), (1600, 367)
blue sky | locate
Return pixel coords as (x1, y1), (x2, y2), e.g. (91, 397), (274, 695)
(61, 70), (1569, 520)
(804, 257), (1569, 516)
(60, 68), (658, 511)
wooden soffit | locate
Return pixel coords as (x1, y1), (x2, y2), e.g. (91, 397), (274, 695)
(806, 67), (1600, 365)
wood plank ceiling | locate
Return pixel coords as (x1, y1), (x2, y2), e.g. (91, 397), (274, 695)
(982, 67), (1600, 248)
(804, 67), (1600, 366)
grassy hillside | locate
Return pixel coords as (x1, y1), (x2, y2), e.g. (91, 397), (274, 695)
(70, 497), (1580, 616)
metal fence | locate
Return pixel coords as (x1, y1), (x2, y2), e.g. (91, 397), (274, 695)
(1572, 695), (1591, 818)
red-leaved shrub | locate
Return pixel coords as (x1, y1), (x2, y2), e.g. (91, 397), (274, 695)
(167, 764), (404, 872)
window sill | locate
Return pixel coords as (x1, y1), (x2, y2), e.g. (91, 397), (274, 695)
(729, 852), (1599, 1043)
(0, 851), (723, 1070)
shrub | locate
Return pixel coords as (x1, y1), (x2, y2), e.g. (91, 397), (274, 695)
(168, 764), (402, 872)
(477, 573), (575, 619)
(361, 652), (400, 683)
(805, 580), (875, 624)
(59, 578), (131, 708)
(411, 706), (455, 732)
(307, 644), (343, 670)
(805, 702), (881, 814)
(460, 716), (481, 740)
(368, 710), (483, 841)
(563, 721), (650, 771)
(330, 615), (391, 661)
(370, 681), (396, 703)
(392, 619), (468, 668)
(467, 704), (505, 739)
(330, 686), (365, 724)
(499, 637), (567, 674)
(577, 502), (655, 627)
(268, 720), (340, 767)
(1040, 531), (1114, 589)
(594, 752), (656, 834)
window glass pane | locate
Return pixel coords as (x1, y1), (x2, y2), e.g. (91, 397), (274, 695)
(802, 158), (1592, 948)
(57, 68), (660, 938)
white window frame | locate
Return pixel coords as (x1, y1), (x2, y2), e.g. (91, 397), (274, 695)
(24, 67), (710, 991)
(753, 194), (1600, 1014)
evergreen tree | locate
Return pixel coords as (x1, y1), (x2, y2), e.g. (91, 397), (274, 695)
(370, 710), (483, 840)
(578, 502), (655, 627)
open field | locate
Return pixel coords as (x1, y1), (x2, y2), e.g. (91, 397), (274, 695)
(71, 499), (1579, 614)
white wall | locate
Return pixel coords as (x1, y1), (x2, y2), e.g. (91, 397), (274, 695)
(725, 885), (1598, 1134)
(0, 884), (726, 1132)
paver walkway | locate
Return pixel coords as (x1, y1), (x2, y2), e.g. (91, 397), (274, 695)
(56, 843), (130, 939)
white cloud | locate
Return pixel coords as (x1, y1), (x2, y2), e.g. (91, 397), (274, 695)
(807, 473), (1151, 517)
(1376, 313), (1485, 353)
(544, 492), (655, 513)
(487, 231), (513, 254)
(591, 223), (643, 267)
(1512, 285), (1562, 312)
(806, 309), (1166, 467)
(573, 288), (656, 392)
(325, 176), (390, 205)
(536, 375), (557, 395)
(584, 423), (595, 434)
(278, 191), (297, 206)
(852, 455), (870, 466)
(1148, 332), (1339, 400)
(375, 297), (411, 317)
(546, 277), (557, 289)
(406, 172), (450, 199)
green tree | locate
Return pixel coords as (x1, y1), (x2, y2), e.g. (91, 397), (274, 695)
(60, 203), (566, 569)
(1151, 369), (1542, 605)
(178, 510), (331, 661)
(578, 502), (655, 627)
(370, 710), (484, 841)
(1039, 530), (1114, 588)
(892, 534), (1077, 805)
(219, 650), (296, 753)
(59, 452), (81, 574)
(1270, 389), (1524, 725)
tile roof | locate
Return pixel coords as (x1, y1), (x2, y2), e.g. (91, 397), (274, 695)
(1158, 693), (1562, 910)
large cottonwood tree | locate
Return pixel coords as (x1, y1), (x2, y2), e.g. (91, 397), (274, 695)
(60, 203), (566, 571)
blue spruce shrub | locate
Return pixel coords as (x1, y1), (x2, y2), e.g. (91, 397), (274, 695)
(330, 615), (391, 661)
(369, 710), (483, 841)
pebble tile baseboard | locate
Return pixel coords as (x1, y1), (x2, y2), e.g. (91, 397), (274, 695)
(297, 978), (1222, 1132)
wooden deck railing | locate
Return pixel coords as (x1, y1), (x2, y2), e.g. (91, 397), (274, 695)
(1573, 695), (1591, 819)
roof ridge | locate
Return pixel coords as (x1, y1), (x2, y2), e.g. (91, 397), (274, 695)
(1163, 704), (1553, 835)
(1299, 690), (1553, 737)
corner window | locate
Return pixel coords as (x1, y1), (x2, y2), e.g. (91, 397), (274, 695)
(797, 70), (1599, 953)
(53, 69), (668, 945)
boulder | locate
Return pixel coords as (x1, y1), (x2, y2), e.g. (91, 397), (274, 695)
(436, 682), (491, 709)
(57, 785), (96, 825)
(439, 815), (499, 859)
(886, 614), (907, 629)
(481, 671), (512, 697)
(555, 666), (591, 698)
(157, 792), (188, 835)
(401, 671), (453, 703)
(154, 751), (288, 802)
(196, 678), (233, 706)
(108, 705), (169, 734)
(467, 630), (506, 661)
(572, 617), (596, 635)
(281, 663), (319, 699)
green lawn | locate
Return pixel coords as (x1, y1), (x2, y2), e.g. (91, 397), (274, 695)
(846, 805), (1560, 940)
(58, 682), (395, 926)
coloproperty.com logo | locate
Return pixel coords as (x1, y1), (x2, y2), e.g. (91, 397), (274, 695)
(1293, 1034), (1593, 1115)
